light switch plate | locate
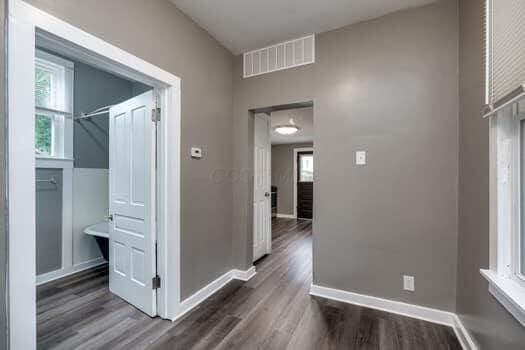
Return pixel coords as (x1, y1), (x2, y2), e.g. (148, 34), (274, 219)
(191, 147), (202, 159)
(355, 151), (366, 165)
(403, 275), (415, 292)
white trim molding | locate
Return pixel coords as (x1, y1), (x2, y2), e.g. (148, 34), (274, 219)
(309, 284), (455, 326)
(276, 213), (295, 219)
(8, 1), (181, 348)
(36, 258), (106, 286)
(310, 284), (480, 350)
(452, 315), (480, 350)
(232, 266), (257, 281)
(481, 269), (525, 327)
(175, 267), (256, 322)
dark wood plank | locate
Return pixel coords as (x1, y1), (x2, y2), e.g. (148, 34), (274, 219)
(37, 218), (461, 350)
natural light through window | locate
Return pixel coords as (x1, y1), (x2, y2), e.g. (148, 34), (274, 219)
(34, 50), (73, 158)
(299, 154), (314, 182)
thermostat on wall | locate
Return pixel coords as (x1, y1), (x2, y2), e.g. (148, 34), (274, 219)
(191, 147), (202, 159)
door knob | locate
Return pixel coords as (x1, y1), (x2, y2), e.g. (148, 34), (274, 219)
(264, 192), (271, 197)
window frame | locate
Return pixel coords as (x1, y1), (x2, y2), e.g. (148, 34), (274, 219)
(34, 49), (74, 160)
(483, 98), (525, 328)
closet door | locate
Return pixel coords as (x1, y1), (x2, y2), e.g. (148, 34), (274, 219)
(108, 90), (157, 316)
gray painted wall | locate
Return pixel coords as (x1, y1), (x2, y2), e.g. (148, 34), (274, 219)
(233, 0), (459, 311)
(23, 0), (234, 299)
(457, 0), (525, 348)
(36, 169), (63, 275)
(271, 143), (313, 215)
(73, 61), (144, 169)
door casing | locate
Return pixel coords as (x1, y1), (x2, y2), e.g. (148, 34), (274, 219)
(7, 1), (182, 348)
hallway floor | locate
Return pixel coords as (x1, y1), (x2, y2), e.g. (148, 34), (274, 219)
(37, 218), (461, 349)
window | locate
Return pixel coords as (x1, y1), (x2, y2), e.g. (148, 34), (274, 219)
(299, 153), (314, 182)
(34, 50), (73, 158)
(484, 96), (525, 327)
(483, 0), (525, 327)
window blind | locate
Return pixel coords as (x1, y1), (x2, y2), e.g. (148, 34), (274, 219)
(488, 0), (525, 106)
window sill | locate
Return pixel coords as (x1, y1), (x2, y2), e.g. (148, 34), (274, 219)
(481, 269), (525, 327)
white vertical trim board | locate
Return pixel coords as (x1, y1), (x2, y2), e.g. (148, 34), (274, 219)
(174, 267), (256, 322)
(8, 0), (181, 348)
(293, 147), (314, 219)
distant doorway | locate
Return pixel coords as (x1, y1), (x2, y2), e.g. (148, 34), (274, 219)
(296, 150), (314, 219)
(251, 102), (314, 263)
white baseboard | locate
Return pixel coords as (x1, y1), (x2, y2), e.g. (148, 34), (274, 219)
(36, 257), (107, 286)
(452, 315), (479, 350)
(276, 213), (296, 219)
(232, 266), (257, 281)
(310, 284), (455, 327)
(173, 266), (257, 322)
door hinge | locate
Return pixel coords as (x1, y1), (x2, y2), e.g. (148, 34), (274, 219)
(151, 107), (161, 122)
(152, 275), (161, 289)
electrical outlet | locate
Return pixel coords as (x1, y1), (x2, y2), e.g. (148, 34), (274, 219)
(191, 147), (202, 159)
(355, 151), (366, 165)
(403, 275), (415, 292)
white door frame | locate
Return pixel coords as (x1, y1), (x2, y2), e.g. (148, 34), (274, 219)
(8, 1), (181, 348)
(293, 147), (314, 219)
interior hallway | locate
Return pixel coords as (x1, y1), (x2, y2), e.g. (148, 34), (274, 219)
(37, 218), (460, 349)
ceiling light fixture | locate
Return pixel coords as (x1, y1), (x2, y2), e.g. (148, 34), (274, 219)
(274, 118), (301, 135)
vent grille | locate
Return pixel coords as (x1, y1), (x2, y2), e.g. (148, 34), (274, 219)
(243, 35), (315, 78)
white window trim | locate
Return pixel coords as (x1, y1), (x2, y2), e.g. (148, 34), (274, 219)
(35, 49), (74, 160)
(483, 98), (525, 327)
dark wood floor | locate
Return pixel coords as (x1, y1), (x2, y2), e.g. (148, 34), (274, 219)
(37, 218), (461, 350)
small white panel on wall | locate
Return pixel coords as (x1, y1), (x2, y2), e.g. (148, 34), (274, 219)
(73, 168), (109, 264)
(243, 35), (315, 78)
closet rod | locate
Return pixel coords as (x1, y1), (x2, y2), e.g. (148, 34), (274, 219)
(74, 105), (114, 120)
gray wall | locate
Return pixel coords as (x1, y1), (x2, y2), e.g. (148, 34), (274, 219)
(35, 169), (63, 275)
(73, 61), (144, 169)
(271, 143), (313, 215)
(24, 0), (234, 300)
(457, 0), (525, 348)
(233, 0), (459, 311)
(0, 0), (6, 347)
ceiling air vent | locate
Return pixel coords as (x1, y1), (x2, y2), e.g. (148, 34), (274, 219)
(243, 35), (315, 78)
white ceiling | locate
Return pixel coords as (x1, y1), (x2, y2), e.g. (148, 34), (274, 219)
(171, 0), (436, 54)
(270, 107), (313, 145)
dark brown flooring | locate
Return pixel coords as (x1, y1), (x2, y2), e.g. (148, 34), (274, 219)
(37, 218), (461, 350)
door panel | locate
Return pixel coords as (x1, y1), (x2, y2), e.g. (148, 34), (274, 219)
(253, 113), (271, 261)
(297, 151), (314, 219)
(109, 90), (156, 316)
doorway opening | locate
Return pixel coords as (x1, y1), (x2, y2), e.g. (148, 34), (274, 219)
(8, 2), (181, 348)
(252, 102), (314, 262)
(34, 36), (159, 346)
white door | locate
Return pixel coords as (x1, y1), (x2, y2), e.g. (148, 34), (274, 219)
(109, 90), (157, 316)
(253, 113), (271, 261)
